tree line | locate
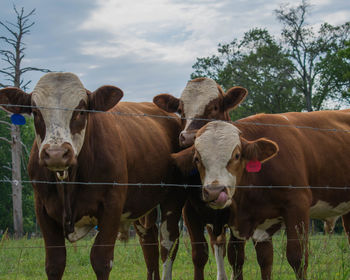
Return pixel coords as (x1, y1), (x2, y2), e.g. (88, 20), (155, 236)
(0, 1), (350, 236)
(191, 0), (350, 120)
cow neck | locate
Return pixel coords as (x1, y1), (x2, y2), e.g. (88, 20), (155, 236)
(56, 167), (78, 238)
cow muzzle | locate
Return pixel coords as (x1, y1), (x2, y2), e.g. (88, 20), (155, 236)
(179, 130), (196, 148)
(202, 185), (230, 209)
(40, 143), (76, 174)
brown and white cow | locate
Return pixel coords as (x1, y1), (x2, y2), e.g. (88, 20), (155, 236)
(174, 113), (350, 280)
(153, 77), (247, 147)
(153, 77), (248, 280)
(0, 72), (186, 280)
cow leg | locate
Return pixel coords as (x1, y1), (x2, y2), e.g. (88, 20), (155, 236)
(90, 209), (122, 280)
(183, 201), (208, 280)
(341, 212), (350, 244)
(207, 226), (228, 280)
(159, 194), (186, 280)
(134, 209), (160, 280)
(284, 207), (309, 280)
(37, 206), (66, 280)
(254, 240), (273, 280)
(227, 231), (245, 280)
(324, 216), (338, 235)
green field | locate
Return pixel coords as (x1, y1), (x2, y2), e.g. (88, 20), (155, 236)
(0, 231), (349, 280)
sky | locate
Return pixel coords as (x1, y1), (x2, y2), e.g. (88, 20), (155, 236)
(0, 0), (349, 102)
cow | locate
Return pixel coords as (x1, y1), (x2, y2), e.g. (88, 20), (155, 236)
(153, 77), (248, 280)
(0, 72), (186, 280)
(173, 113), (350, 280)
(153, 77), (247, 147)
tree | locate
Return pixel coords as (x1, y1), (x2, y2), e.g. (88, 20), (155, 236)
(0, 6), (49, 238)
(192, 28), (304, 120)
(275, 0), (350, 111)
(334, 40), (350, 97)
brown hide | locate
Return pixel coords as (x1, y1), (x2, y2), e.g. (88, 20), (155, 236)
(206, 110), (350, 279)
(30, 100), (182, 224)
(27, 101), (182, 280)
(173, 109), (350, 280)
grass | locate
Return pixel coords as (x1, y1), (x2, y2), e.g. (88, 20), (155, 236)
(0, 231), (349, 279)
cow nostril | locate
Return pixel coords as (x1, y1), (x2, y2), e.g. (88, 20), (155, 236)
(179, 133), (185, 143)
(202, 188), (210, 201)
(62, 149), (70, 159)
(43, 149), (50, 160)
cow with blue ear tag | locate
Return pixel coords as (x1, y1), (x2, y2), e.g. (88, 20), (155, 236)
(0, 72), (187, 280)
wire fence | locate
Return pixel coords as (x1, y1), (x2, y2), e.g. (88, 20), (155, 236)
(2, 179), (350, 190)
(1, 102), (350, 134)
(1, 102), (350, 278)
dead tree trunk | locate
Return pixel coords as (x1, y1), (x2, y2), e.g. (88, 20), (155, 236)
(11, 124), (23, 238)
(0, 6), (50, 238)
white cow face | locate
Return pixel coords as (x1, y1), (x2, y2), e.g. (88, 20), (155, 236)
(172, 121), (279, 210)
(31, 73), (89, 171)
(0, 72), (123, 179)
(153, 77), (247, 147)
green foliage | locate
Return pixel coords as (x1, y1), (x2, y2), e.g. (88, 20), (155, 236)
(192, 28), (305, 120)
(275, 1), (350, 111)
(192, 1), (350, 114)
(0, 111), (36, 234)
(337, 40), (350, 96)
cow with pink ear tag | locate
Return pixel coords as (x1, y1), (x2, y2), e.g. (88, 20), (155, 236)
(174, 107), (350, 280)
(153, 78), (248, 280)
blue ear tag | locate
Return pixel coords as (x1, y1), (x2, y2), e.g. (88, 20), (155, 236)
(189, 168), (199, 176)
(10, 114), (26, 125)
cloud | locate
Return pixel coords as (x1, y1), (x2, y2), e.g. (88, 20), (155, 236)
(322, 11), (350, 26)
(78, 0), (234, 63)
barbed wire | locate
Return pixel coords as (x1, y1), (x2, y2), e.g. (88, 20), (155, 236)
(1, 103), (350, 134)
(1, 179), (350, 190)
(0, 234), (349, 250)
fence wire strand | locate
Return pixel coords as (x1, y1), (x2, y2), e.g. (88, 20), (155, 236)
(1, 179), (350, 190)
(0, 235), (349, 250)
(2, 103), (350, 134)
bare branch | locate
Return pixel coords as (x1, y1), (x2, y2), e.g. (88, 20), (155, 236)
(0, 120), (12, 127)
(20, 139), (30, 158)
(0, 136), (11, 144)
(0, 70), (15, 80)
(0, 36), (17, 47)
(0, 20), (17, 38)
(21, 67), (51, 74)
(20, 80), (31, 90)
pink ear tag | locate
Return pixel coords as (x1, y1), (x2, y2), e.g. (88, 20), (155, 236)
(246, 160), (261, 173)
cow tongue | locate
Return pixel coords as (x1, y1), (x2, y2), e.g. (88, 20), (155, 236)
(214, 192), (228, 207)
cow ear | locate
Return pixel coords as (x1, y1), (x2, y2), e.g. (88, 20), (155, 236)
(89, 85), (123, 111)
(241, 137), (278, 163)
(0, 87), (32, 114)
(223, 86), (247, 111)
(153, 94), (179, 113)
(171, 145), (195, 175)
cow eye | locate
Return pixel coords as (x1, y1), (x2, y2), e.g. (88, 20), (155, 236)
(177, 108), (182, 115)
(193, 156), (200, 165)
(235, 153), (240, 160)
